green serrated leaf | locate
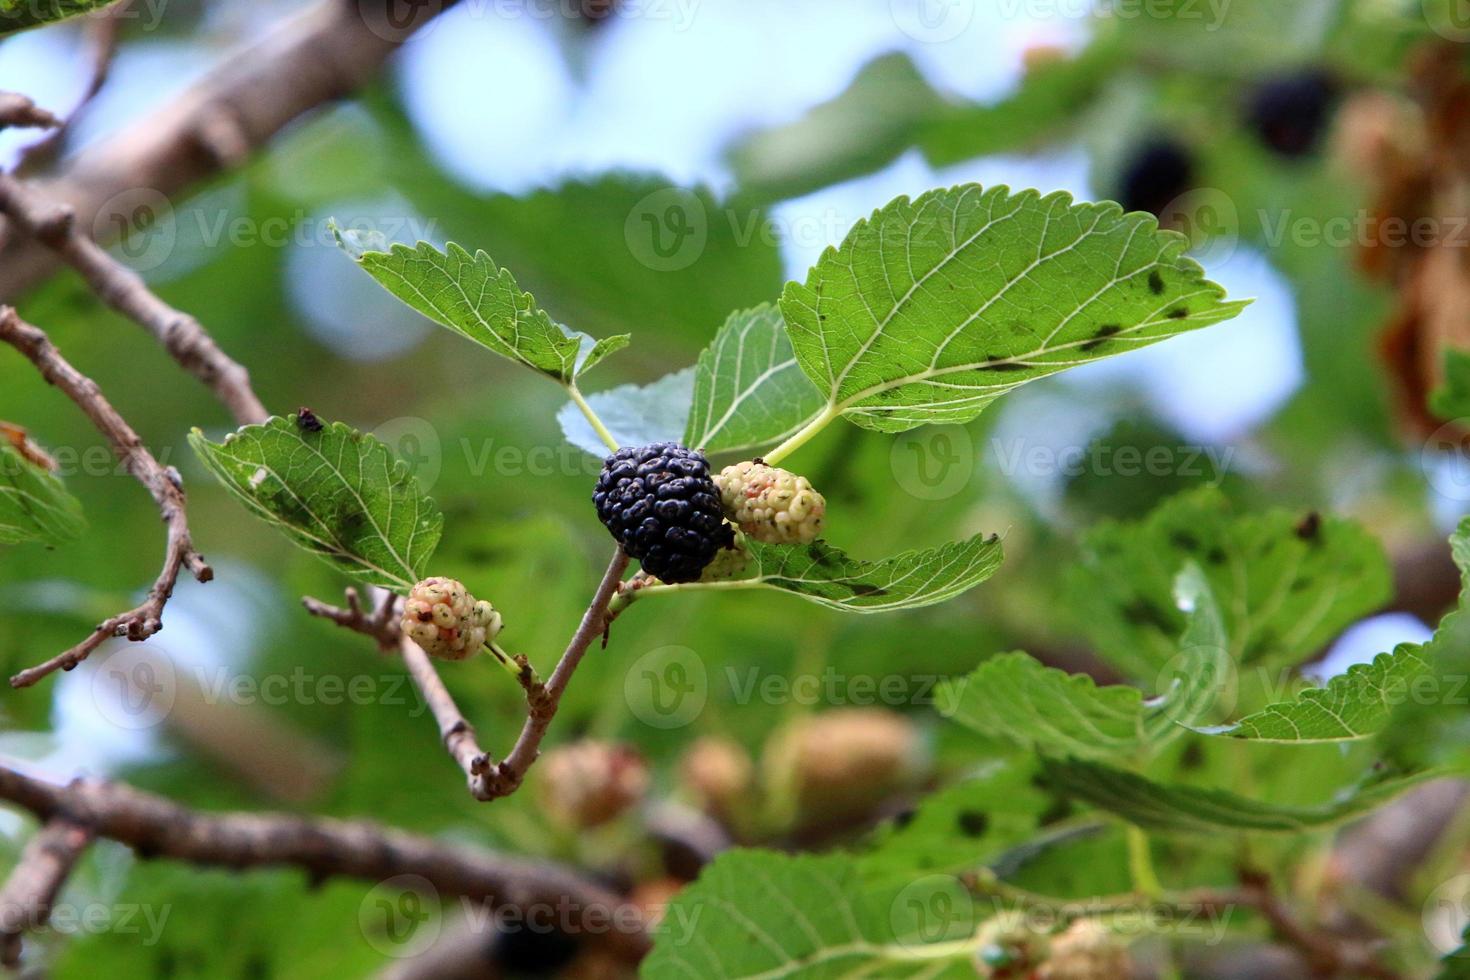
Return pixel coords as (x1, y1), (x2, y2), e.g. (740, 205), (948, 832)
(1204, 645), (1432, 743)
(0, 0), (113, 36)
(684, 304), (825, 456)
(937, 568), (1228, 759)
(779, 185), (1249, 434)
(644, 850), (977, 979)
(0, 443), (84, 547)
(1041, 757), (1437, 834)
(335, 233), (624, 383)
(1070, 487), (1392, 679)
(188, 416), (441, 590)
(738, 532), (1004, 613)
(556, 368), (694, 458)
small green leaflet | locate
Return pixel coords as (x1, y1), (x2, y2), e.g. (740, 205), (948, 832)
(188, 416), (441, 590)
(780, 185), (1248, 434)
(556, 368), (693, 457)
(1201, 645), (1431, 743)
(736, 532), (1004, 613)
(1040, 757), (1438, 834)
(0, 0), (112, 36)
(642, 850), (977, 979)
(1069, 487), (1391, 679)
(938, 567), (1228, 759)
(857, 760), (1048, 886)
(684, 304), (826, 456)
(0, 443), (84, 547)
(335, 231), (628, 384)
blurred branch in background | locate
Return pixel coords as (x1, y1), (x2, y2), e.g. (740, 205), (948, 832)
(13, 5), (121, 175)
(0, 93), (59, 132)
(0, 0), (456, 301)
(0, 818), (93, 968)
(0, 761), (651, 965)
(0, 307), (211, 688)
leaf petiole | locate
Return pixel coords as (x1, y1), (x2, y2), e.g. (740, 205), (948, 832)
(567, 383), (620, 453)
(761, 404), (839, 466)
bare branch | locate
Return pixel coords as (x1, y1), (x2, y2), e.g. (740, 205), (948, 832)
(0, 307), (212, 688)
(0, 173), (267, 425)
(489, 547), (631, 795)
(0, 93), (60, 132)
(400, 633), (500, 801)
(0, 819), (93, 968)
(0, 762), (650, 963)
(303, 588), (401, 651)
(0, 0), (456, 300)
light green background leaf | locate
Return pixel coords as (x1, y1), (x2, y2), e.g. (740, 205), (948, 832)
(557, 368), (694, 458)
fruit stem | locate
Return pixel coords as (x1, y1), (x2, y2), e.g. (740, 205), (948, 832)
(567, 383), (619, 453)
(762, 404), (840, 466)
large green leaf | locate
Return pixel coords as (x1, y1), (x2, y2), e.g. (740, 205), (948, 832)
(1041, 757), (1437, 834)
(188, 416), (441, 589)
(0, 0), (113, 36)
(1203, 645), (1432, 743)
(556, 368), (694, 458)
(643, 851), (976, 979)
(684, 304), (825, 456)
(938, 568), (1228, 759)
(336, 232), (627, 383)
(736, 532), (1004, 613)
(779, 185), (1248, 434)
(0, 442), (84, 547)
(1070, 487), (1392, 678)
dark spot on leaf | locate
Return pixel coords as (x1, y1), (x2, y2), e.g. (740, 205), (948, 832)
(1291, 577), (1312, 593)
(1148, 270), (1165, 294)
(979, 359), (1026, 372)
(1179, 741), (1206, 770)
(1124, 599), (1175, 632)
(1167, 307), (1189, 319)
(1170, 531), (1201, 552)
(849, 583), (890, 597)
(893, 808), (916, 829)
(1081, 325), (1121, 352)
(1207, 547), (1227, 566)
(1295, 511), (1322, 542)
(957, 810), (989, 838)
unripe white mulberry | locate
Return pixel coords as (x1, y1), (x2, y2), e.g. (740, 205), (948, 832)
(714, 460), (826, 545)
(700, 539), (753, 583)
(763, 708), (925, 826)
(1039, 919), (1130, 980)
(402, 577), (502, 660)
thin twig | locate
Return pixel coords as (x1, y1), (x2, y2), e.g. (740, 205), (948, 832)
(14, 10), (121, 175)
(0, 762), (650, 963)
(399, 633), (498, 801)
(0, 0), (457, 299)
(0, 818), (93, 968)
(488, 547), (630, 796)
(302, 588), (401, 651)
(0, 93), (60, 132)
(0, 173), (267, 425)
(0, 307), (212, 688)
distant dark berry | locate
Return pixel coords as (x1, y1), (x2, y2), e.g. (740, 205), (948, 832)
(1116, 137), (1194, 218)
(1246, 69), (1340, 158)
(592, 442), (733, 583)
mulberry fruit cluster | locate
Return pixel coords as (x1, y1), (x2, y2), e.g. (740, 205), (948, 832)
(593, 442), (733, 583)
(538, 740), (649, 829)
(1246, 69), (1339, 158)
(715, 460), (826, 544)
(401, 577), (502, 660)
